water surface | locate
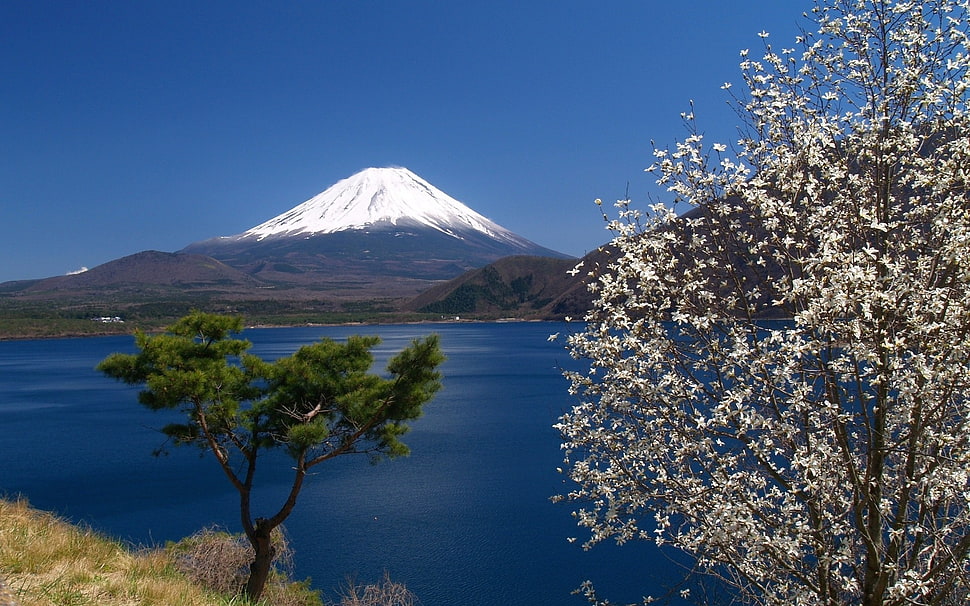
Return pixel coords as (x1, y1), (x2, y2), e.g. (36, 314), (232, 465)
(0, 322), (681, 605)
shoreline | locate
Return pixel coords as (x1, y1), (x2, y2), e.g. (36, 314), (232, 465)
(0, 316), (560, 342)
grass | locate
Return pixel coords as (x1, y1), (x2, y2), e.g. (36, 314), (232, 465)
(0, 498), (314, 606)
(0, 498), (412, 606)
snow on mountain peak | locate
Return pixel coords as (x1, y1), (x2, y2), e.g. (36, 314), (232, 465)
(239, 167), (522, 244)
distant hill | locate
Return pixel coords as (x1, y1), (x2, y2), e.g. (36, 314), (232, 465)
(1, 245), (607, 331)
(18, 251), (264, 294)
(405, 248), (612, 320)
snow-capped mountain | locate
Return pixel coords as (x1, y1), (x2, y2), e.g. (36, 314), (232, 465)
(236, 166), (528, 247)
(182, 167), (570, 293)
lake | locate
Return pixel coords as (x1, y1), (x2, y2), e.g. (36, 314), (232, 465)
(0, 322), (682, 605)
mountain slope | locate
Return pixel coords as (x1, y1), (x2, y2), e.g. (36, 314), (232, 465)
(20, 251), (265, 293)
(183, 167), (570, 293)
(405, 248), (613, 319)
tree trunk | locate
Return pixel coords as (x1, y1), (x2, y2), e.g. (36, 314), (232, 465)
(245, 519), (277, 602)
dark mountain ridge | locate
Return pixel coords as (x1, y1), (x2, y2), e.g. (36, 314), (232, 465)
(406, 249), (612, 320)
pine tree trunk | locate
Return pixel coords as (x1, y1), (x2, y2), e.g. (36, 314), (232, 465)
(244, 520), (277, 602)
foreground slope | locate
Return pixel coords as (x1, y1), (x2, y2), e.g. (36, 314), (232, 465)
(0, 498), (226, 606)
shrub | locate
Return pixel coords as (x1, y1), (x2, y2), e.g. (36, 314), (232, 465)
(332, 573), (418, 606)
(166, 527), (320, 606)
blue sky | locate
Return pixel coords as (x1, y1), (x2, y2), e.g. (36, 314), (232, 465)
(1, 1), (812, 283)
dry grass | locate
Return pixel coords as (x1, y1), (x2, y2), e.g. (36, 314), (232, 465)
(0, 498), (415, 606)
(0, 497), (234, 606)
(0, 497), (280, 606)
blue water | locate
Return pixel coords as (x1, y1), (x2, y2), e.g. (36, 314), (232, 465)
(0, 322), (684, 605)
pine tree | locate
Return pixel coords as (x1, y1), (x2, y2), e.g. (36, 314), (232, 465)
(99, 312), (444, 601)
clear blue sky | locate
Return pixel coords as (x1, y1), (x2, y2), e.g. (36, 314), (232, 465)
(1, 1), (813, 283)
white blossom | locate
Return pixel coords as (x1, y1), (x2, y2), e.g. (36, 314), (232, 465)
(556, 1), (970, 604)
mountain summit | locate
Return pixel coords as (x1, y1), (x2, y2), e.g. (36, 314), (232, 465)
(182, 167), (569, 294)
(237, 167), (527, 247)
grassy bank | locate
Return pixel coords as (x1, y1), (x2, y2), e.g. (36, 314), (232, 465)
(0, 498), (233, 606)
(0, 499), (418, 606)
(0, 498), (328, 606)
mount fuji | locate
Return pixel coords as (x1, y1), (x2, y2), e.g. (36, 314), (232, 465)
(237, 167), (529, 245)
(182, 167), (570, 295)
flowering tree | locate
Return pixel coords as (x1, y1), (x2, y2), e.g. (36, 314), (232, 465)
(556, 1), (970, 604)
